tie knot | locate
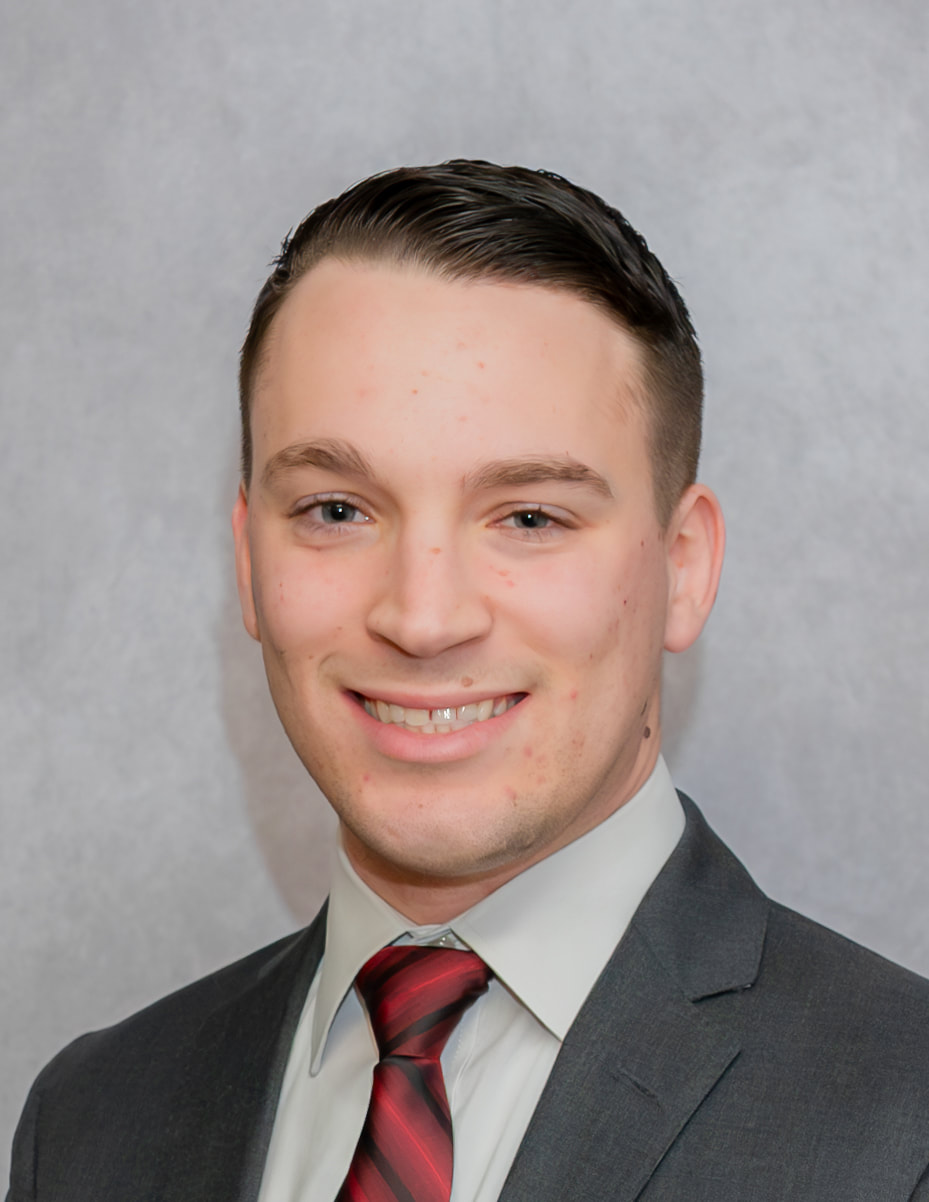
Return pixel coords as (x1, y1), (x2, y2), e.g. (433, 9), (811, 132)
(357, 945), (491, 1061)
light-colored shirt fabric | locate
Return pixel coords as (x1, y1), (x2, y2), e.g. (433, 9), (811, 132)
(257, 756), (685, 1202)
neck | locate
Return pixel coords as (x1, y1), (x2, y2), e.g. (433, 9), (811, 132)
(340, 743), (661, 925)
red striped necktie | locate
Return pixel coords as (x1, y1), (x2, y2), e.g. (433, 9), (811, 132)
(336, 945), (492, 1202)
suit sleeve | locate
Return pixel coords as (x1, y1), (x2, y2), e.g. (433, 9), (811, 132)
(910, 1162), (929, 1201)
(6, 1080), (39, 1202)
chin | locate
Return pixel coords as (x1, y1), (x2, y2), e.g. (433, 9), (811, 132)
(344, 795), (562, 884)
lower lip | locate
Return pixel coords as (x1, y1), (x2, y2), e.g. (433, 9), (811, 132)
(345, 692), (526, 763)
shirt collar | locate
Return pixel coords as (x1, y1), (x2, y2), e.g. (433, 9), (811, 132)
(310, 755), (684, 1071)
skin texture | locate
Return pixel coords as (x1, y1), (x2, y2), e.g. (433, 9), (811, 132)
(233, 259), (725, 922)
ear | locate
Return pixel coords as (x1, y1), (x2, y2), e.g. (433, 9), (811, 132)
(663, 484), (726, 654)
(231, 484), (260, 642)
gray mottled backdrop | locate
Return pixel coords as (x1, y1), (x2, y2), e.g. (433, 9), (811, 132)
(2, 0), (927, 1175)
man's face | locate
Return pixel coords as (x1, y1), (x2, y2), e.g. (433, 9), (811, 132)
(234, 259), (706, 908)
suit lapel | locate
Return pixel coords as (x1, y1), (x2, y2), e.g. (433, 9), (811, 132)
(499, 797), (768, 1202)
(153, 906), (327, 1202)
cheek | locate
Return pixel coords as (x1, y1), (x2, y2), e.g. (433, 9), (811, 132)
(513, 554), (665, 663)
(251, 549), (364, 651)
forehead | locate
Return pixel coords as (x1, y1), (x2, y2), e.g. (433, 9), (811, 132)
(251, 259), (649, 476)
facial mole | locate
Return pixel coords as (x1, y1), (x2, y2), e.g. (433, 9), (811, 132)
(411, 388), (419, 395)
(460, 676), (474, 688)
(643, 726), (652, 739)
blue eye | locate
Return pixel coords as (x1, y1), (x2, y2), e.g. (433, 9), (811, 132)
(318, 500), (362, 524)
(510, 510), (551, 529)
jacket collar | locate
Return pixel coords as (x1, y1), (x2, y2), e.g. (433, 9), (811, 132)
(156, 906), (327, 1202)
(498, 795), (768, 1202)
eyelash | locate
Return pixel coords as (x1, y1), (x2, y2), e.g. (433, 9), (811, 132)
(497, 506), (567, 540)
(289, 496), (571, 541)
(291, 494), (372, 534)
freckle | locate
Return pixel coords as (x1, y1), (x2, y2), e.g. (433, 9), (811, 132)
(429, 547), (441, 555)
(411, 388), (419, 395)
(495, 567), (510, 577)
(643, 726), (651, 739)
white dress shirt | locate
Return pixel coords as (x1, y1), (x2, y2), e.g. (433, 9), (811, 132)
(257, 756), (684, 1202)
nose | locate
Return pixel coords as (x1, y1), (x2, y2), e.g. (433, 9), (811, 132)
(366, 534), (493, 659)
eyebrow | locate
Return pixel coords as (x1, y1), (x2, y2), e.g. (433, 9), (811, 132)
(464, 456), (614, 499)
(261, 438), (380, 490)
(261, 439), (613, 501)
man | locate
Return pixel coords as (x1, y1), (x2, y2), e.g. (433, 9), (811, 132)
(8, 161), (929, 1200)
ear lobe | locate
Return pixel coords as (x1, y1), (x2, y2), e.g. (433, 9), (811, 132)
(663, 484), (725, 654)
(232, 484), (261, 642)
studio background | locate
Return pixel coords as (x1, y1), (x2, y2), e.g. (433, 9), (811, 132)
(2, 0), (927, 1177)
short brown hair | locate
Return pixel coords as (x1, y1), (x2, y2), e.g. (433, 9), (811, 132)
(239, 160), (703, 525)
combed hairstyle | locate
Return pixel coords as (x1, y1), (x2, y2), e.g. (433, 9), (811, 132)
(238, 160), (703, 526)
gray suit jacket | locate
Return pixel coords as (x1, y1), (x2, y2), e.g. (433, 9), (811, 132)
(9, 797), (929, 1200)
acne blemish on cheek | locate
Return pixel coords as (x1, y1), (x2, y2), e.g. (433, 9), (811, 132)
(505, 786), (517, 803)
(362, 773), (371, 782)
(523, 745), (533, 759)
(569, 688), (578, 700)
(477, 360), (485, 369)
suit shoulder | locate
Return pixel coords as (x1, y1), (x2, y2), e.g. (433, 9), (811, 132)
(31, 921), (321, 1101)
(748, 900), (929, 1072)
(765, 899), (929, 1004)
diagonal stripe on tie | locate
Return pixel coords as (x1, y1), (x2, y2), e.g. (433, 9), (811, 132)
(336, 945), (492, 1202)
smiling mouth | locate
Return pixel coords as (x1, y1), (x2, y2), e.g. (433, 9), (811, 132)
(357, 693), (524, 734)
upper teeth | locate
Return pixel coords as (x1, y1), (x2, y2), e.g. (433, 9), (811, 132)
(363, 695), (515, 734)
